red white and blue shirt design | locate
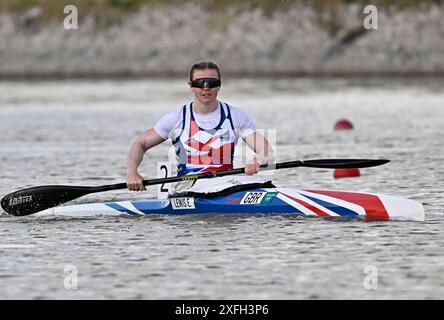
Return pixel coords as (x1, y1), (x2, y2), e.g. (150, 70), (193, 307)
(154, 102), (256, 176)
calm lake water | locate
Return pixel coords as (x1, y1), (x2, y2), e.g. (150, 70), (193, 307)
(0, 77), (443, 299)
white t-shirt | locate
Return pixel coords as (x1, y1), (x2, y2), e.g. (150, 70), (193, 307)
(154, 103), (256, 140)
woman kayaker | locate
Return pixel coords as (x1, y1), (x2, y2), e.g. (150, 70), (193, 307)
(126, 61), (273, 191)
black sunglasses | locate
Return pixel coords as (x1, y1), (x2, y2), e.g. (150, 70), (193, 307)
(190, 78), (221, 89)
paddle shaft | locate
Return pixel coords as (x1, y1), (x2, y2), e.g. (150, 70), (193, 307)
(96, 159), (386, 191)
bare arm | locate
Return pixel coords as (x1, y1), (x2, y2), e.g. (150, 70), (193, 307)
(243, 132), (275, 175)
(127, 128), (165, 190)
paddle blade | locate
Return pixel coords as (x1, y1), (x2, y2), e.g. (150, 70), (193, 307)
(301, 159), (390, 169)
(1, 185), (94, 216)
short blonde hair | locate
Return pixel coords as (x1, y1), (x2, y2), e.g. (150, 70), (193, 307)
(189, 61), (221, 81)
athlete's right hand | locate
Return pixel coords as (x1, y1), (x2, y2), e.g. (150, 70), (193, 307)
(127, 172), (146, 191)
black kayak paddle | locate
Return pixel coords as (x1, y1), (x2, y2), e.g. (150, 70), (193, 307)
(1, 158), (389, 216)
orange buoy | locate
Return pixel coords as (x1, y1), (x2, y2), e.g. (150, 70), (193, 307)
(334, 118), (354, 131)
(333, 168), (361, 179)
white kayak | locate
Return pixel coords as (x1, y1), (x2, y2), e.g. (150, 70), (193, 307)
(36, 187), (425, 221)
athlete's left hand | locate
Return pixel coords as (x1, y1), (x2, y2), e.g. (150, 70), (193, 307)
(245, 158), (260, 175)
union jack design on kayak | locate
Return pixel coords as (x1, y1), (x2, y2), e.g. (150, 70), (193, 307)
(277, 189), (389, 220)
(36, 188), (425, 222)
